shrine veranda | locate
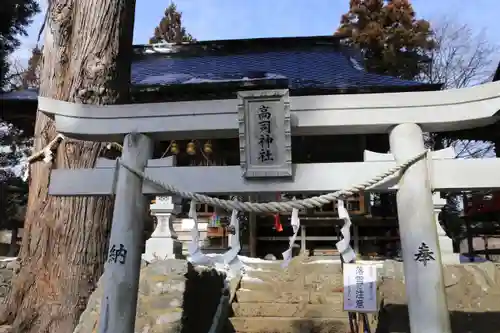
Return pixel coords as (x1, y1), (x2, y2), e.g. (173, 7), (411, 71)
(38, 80), (500, 333)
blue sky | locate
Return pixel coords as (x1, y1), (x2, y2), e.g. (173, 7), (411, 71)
(12, 0), (500, 66)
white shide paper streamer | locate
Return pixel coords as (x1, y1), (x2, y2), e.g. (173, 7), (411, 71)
(281, 207), (300, 268)
(335, 200), (356, 263)
(187, 202), (243, 274)
(222, 209), (241, 266)
(187, 201), (212, 265)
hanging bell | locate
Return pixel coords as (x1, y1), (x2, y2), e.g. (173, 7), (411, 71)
(186, 141), (196, 155)
(203, 141), (213, 155)
(170, 141), (179, 155)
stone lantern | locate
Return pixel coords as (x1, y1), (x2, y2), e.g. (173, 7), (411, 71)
(143, 196), (182, 262)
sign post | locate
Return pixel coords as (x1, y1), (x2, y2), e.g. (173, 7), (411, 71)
(343, 263), (379, 313)
(343, 262), (379, 333)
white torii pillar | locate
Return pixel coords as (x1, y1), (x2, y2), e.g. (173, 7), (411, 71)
(390, 123), (451, 333)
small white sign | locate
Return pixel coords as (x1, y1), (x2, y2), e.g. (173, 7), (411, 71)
(181, 218), (195, 231)
(343, 263), (378, 313)
(156, 196), (172, 205)
(180, 219), (208, 232)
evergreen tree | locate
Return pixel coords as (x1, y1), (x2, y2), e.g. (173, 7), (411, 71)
(150, 2), (195, 44)
(22, 46), (42, 88)
(0, 123), (31, 171)
(1, 0), (137, 330)
(335, 0), (436, 80)
(0, 169), (28, 233)
(0, 122), (30, 255)
(0, 0), (38, 252)
(0, 0), (40, 89)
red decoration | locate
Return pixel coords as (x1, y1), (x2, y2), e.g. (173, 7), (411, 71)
(274, 193), (283, 232)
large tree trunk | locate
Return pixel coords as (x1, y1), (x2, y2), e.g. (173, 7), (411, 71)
(0, 1), (136, 332)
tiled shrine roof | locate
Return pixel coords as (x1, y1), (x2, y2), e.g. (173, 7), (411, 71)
(131, 36), (436, 91)
(1, 36), (440, 103)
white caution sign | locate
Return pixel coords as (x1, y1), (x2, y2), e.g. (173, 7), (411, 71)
(343, 263), (378, 313)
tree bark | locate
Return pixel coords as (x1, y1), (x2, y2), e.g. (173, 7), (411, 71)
(0, 1), (136, 332)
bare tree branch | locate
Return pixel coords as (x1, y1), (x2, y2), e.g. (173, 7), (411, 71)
(4, 47), (42, 91)
(4, 58), (26, 90)
(454, 140), (495, 159)
(419, 16), (498, 160)
(419, 16), (498, 89)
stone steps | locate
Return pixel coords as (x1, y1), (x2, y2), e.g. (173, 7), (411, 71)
(229, 317), (350, 333)
(230, 265), (347, 332)
(244, 270), (343, 283)
(239, 280), (343, 293)
(241, 260), (342, 274)
(236, 290), (343, 304)
(232, 303), (346, 318)
(239, 272), (343, 292)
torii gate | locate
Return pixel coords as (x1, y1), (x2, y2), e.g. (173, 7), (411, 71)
(39, 83), (500, 333)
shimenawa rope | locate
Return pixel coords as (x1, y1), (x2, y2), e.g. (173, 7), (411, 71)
(25, 133), (427, 214)
(118, 150), (427, 214)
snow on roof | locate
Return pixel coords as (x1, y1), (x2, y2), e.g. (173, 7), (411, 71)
(1, 36), (437, 102)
